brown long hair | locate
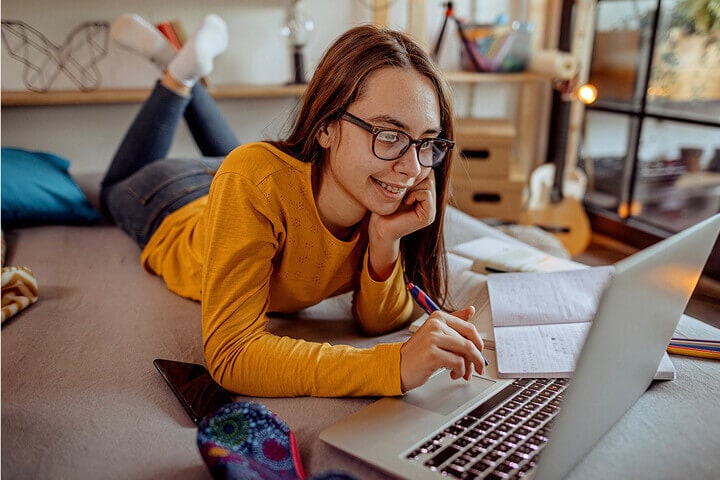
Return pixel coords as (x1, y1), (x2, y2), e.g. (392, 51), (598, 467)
(271, 24), (456, 307)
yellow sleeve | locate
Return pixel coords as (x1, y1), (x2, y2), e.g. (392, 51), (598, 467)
(201, 171), (404, 397)
(352, 251), (415, 336)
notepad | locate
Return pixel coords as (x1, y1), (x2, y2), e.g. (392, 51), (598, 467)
(450, 236), (584, 274)
(487, 267), (676, 380)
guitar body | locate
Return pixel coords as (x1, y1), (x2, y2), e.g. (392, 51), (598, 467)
(519, 195), (591, 256)
(520, 163), (591, 256)
(524, 163), (588, 209)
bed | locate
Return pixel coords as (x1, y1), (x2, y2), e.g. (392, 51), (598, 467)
(2, 160), (720, 480)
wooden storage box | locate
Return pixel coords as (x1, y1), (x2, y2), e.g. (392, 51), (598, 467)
(450, 172), (526, 221)
(454, 118), (515, 177)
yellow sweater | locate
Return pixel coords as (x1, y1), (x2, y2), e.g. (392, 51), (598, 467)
(141, 142), (414, 397)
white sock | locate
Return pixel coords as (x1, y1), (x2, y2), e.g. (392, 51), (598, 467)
(167, 14), (228, 87)
(110, 13), (177, 69)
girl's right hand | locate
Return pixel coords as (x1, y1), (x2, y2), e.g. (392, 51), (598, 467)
(399, 306), (485, 393)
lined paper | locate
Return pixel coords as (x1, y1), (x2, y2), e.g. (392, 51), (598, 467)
(487, 267), (612, 377)
(487, 267), (614, 328)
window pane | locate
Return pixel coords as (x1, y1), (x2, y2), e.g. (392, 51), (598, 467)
(589, 0), (656, 110)
(647, 0), (720, 123)
(580, 111), (635, 214)
(633, 119), (720, 232)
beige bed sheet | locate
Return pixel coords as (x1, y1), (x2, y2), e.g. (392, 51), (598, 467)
(2, 207), (719, 480)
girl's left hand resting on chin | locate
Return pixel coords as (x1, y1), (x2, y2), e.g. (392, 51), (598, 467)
(369, 171), (436, 243)
(367, 172), (436, 281)
(399, 306), (486, 393)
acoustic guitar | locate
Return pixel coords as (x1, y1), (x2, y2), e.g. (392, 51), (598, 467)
(519, 92), (591, 256)
(519, 0), (593, 257)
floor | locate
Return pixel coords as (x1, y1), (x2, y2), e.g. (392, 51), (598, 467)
(574, 234), (720, 331)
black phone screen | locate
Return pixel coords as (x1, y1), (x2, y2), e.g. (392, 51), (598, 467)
(153, 358), (235, 425)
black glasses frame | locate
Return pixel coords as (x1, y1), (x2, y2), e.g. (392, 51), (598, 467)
(340, 112), (454, 167)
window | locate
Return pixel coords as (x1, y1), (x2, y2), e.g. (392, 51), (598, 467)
(581, 0), (720, 278)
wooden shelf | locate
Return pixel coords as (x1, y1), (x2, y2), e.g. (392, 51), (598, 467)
(444, 71), (549, 84)
(1, 83), (308, 106)
(1, 72), (549, 107)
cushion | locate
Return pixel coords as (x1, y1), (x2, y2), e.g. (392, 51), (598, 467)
(197, 402), (357, 480)
(1, 265), (39, 324)
(1, 147), (102, 227)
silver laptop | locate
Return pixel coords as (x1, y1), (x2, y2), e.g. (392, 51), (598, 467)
(321, 213), (720, 480)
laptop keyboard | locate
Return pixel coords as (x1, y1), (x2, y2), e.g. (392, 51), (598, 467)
(405, 378), (569, 479)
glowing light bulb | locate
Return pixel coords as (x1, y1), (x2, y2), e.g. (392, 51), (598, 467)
(577, 83), (598, 104)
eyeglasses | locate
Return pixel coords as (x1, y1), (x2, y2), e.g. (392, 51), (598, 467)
(340, 112), (454, 168)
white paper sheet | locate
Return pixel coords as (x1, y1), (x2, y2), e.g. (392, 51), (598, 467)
(450, 236), (584, 274)
(493, 323), (591, 377)
(487, 267), (614, 327)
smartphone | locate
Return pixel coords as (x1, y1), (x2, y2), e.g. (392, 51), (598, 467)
(153, 358), (235, 425)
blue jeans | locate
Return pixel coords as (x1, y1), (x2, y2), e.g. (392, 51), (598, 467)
(101, 81), (239, 248)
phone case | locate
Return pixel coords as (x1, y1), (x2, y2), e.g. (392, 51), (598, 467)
(153, 358), (234, 424)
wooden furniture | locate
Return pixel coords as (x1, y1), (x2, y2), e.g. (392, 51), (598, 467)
(0, 84), (307, 106)
(450, 117), (526, 221)
(1, 0), (557, 223)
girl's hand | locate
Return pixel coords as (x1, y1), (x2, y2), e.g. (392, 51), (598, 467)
(399, 306), (486, 392)
(366, 172), (436, 280)
(369, 171), (436, 244)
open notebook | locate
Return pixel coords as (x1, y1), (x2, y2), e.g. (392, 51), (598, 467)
(409, 235), (588, 347)
(410, 238), (677, 379)
(487, 266), (676, 380)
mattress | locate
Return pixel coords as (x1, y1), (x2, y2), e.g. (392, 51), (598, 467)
(3, 203), (719, 479)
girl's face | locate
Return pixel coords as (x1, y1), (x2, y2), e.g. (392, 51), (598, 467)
(317, 67), (442, 227)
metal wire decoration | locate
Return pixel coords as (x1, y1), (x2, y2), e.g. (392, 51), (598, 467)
(1, 20), (109, 92)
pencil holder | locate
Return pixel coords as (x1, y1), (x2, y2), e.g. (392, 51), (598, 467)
(460, 21), (534, 73)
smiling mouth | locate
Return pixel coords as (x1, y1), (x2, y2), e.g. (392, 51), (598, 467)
(375, 179), (408, 195)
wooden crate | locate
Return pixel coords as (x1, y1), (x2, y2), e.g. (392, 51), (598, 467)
(450, 172), (526, 221)
(454, 118), (516, 177)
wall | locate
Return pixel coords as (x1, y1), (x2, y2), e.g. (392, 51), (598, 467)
(1, 0), (523, 175)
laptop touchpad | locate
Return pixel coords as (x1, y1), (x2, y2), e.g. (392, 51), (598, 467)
(403, 372), (497, 416)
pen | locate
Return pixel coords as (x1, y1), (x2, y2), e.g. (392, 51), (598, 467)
(670, 337), (720, 346)
(667, 337), (720, 360)
(407, 282), (489, 366)
(666, 345), (720, 360)
(407, 282), (440, 315)
(669, 341), (720, 352)
(485, 265), (510, 274)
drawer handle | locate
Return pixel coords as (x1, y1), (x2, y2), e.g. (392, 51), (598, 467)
(472, 193), (501, 203)
(463, 149), (490, 159)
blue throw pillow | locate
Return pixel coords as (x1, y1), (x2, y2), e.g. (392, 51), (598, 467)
(1, 147), (102, 227)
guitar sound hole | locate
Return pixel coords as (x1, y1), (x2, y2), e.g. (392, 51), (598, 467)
(539, 225), (571, 233)
(473, 193), (501, 203)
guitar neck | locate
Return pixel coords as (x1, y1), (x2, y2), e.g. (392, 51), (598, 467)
(548, 93), (571, 204)
(547, 0), (574, 204)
